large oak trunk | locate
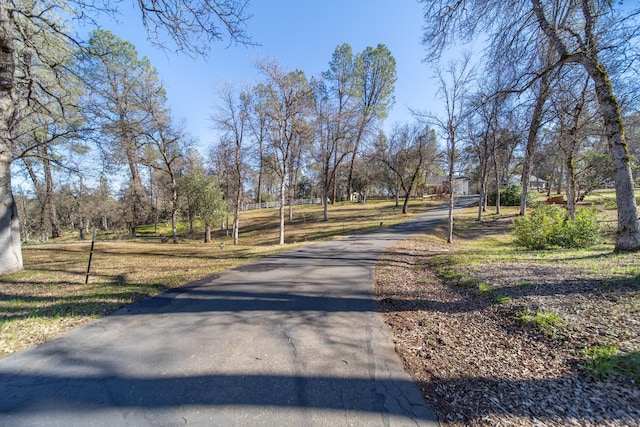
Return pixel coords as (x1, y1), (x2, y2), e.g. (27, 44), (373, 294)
(0, 4), (23, 274)
(584, 61), (640, 251)
(531, 0), (640, 251)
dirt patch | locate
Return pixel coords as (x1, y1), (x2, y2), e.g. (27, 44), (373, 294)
(375, 226), (640, 426)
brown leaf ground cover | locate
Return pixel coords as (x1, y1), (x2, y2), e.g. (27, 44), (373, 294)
(375, 206), (640, 426)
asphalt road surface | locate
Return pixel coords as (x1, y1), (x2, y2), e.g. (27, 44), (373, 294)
(0, 197), (476, 426)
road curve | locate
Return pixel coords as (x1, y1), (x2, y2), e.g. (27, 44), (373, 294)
(0, 197), (476, 426)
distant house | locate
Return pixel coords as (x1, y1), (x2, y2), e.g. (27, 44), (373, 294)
(509, 175), (548, 190)
(425, 175), (470, 195)
(452, 176), (470, 195)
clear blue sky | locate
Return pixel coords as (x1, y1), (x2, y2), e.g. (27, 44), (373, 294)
(101, 1), (454, 154)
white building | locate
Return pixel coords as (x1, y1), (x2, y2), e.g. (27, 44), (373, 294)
(509, 175), (548, 190)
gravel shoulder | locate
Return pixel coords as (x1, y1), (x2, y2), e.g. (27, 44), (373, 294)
(374, 215), (640, 426)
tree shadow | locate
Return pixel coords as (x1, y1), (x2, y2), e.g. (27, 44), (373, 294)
(110, 285), (379, 316)
(0, 371), (435, 423)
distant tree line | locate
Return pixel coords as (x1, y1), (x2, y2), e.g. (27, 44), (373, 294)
(2, 0), (640, 276)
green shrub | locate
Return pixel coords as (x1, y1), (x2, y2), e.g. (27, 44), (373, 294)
(559, 208), (602, 248)
(511, 205), (602, 249)
(488, 183), (538, 207)
(512, 205), (566, 249)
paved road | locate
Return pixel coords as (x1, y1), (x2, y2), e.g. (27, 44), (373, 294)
(0, 197), (476, 426)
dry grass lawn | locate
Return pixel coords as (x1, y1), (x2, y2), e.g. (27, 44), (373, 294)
(0, 198), (439, 356)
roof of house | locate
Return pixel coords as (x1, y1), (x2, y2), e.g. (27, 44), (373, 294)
(425, 175), (470, 185)
(510, 175), (547, 184)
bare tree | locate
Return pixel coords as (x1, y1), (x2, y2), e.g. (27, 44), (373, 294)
(518, 49), (556, 216)
(420, 0), (640, 251)
(310, 70), (352, 221)
(139, 96), (188, 244)
(467, 88), (504, 221)
(418, 54), (474, 242)
(211, 83), (249, 245)
(256, 59), (312, 245)
(245, 83), (271, 206)
(375, 122), (437, 215)
(549, 73), (599, 219)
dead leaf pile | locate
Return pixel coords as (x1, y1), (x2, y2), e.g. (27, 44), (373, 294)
(375, 237), (640, 426)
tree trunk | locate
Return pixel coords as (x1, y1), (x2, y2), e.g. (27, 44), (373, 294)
(347, 123), (367, 202)
(448, 188), (454, 244)
(233, 212), (239, 245)
(546, 159), (555, 197)
(39, 189), (47, 242)
(531, 0), (640, 251)
(331, 161), (338, 205)
(566, 155), (576, 221)
(563, 93), (585, 222)
(171, 180), (178, 244)
(321, 141), (330, 221)
(126, 148), (142, 239)
(394, 176), (400, 208)
(0, 156), (23, 275)
(520, 72), (549, 216)
(22, 157), (47, 240)
(43, 153), (60, 238)
(0, 4), (23, 274)
(493, 148), (501, 215)
(204, 224), (211, 243)
(233, 182), (240, 246)
(257, 140), (263, 206)
(323, 197), (328, 221)
(278, 173), (286, 245)
(556, 161), (563, 195)
(79, 216), (85, 240)
(23, 149), (60, 240)
(477, 180), (485, 222)
(19, 197), (28, 242)
(581, 58), (640, 251)
(447, 165), (455, 243)
(347, 150), (357, 202)
(322, 181), (329, 221)
(402, 191), (410, 215)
